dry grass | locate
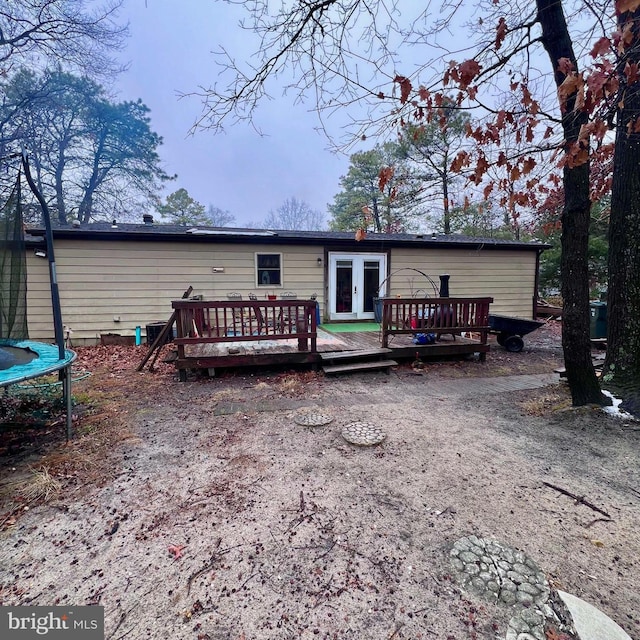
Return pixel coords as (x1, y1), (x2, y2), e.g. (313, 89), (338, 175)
(518, 385), (572, 416)
(211, 388), (245, 401)
(20, 467), (61, 502)
(0, 467), (62, 529)
(1, 371), (141, 523)
(1, 466), (61, 504)
(277, 374), (303, 394)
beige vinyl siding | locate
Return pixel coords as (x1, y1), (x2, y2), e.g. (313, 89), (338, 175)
(25, 237), (539, 344)
(25, 253), (55, 340)
(387, 247), (537, 318)
(26, 240), (325, 344)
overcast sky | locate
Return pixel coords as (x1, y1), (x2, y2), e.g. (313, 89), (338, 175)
(114, 0), (355, 227)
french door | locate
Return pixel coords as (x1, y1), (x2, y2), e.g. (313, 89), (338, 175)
(328, 253), (387, 320)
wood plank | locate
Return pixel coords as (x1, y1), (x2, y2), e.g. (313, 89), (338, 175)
(174, 350), (320, 369)
(137, 286), (193, 372)
(319, 348), (392, 361)
(322, 359), (398, 374)
(556, 361), (604, 378)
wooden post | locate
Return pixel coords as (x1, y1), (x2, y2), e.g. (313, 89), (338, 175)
(136, 286), (193, 372)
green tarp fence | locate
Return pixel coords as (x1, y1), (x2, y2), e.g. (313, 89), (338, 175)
(0, 175), (28, 340)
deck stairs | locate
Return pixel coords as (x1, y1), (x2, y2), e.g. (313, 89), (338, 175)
(319, 348), (397, 375)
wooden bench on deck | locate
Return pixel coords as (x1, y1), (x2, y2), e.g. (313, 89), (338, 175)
(380, 297), (493, 360)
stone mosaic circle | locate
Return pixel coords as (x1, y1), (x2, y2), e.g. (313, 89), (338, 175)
(450, 535), (550, 608)
(341, 422), (386, 446)
(449, 536), (580, 640)
(294, 412), (334, 427)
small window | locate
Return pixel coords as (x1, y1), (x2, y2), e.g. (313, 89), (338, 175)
(256, 253), (282, 286)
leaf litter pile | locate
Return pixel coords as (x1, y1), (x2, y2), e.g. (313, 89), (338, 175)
(0, 326), (639, 639)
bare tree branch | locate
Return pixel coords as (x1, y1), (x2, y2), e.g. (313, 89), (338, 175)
(0, 0), (128, 78)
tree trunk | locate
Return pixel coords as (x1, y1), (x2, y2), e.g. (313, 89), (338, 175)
(442, 167), (451, 235)
(537, 0), (607, 406)
(371, 196), (382, 232)
(77, 131), (106, 223)
(54, 146), (66, 225)
(77, 170), (98, 223)
(604, 8), (640, 415)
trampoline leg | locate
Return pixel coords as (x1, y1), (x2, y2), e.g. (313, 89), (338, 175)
(64, 365), (73, 440)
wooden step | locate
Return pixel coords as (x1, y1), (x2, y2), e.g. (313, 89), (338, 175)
(322, 359), (398, 375)
(556, 361), (605, 378)
(319, 348), (392, 362)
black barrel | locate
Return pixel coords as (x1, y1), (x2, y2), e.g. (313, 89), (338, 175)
(146, 321), (171, 345)
(439, 274), (450, 297)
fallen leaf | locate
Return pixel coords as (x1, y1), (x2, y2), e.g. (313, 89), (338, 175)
(168, 544), (186, 559)
(545, 625), (573, 640)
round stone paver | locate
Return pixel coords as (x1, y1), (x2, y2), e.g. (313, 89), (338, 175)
(449, 535), (549, 607)
(341, 422), (386, 446)
(449, 536), (580, 640)
(294, 412), (334, 427)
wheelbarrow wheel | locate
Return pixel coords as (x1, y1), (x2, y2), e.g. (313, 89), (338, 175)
(496, 332), (508, 346)
(504, 335), (524, 352)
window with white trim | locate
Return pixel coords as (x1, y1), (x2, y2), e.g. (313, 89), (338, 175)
(256, 253), (282, 287)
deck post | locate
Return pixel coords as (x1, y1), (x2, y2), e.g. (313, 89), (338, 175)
(381, 300), (390, 348)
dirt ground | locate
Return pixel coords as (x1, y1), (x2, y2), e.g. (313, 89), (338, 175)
(1, 322), (639, 640)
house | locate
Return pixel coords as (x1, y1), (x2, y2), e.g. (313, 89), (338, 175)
(25, 218), (548, 345)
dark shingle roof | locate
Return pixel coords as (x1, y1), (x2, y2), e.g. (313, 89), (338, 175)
(26, 221), (549, 252)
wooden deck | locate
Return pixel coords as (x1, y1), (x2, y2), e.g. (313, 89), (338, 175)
(323, 329), (490, 359)
(170, 297), (493, 378)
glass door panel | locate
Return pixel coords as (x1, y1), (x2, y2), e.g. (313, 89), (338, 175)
(328, 253), (386, 320)
(363, 260), (380, 313)
(335, 260), (353, 313)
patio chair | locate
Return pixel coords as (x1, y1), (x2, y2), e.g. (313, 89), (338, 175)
(277, 292), (306, 333)
(245, 292), (263, 333)
(226, 292), (245, 334)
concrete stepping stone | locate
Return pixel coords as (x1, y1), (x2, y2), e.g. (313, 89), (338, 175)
(449, 536), (632, 640)
(294, 412), (334, 427)
(341, 422), (386, 445)
(557, 590), (632, 640)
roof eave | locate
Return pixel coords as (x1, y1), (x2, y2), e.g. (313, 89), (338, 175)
(26, 226), (550, 251)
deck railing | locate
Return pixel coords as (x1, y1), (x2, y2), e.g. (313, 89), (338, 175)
(380, 296), (493, 348)
(172, 299), (318, 353)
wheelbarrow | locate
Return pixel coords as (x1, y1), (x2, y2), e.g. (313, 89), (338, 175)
(488, 314), (544, 352)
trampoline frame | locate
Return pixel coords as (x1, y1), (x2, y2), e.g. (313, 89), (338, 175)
(0, 340), (77, 439)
